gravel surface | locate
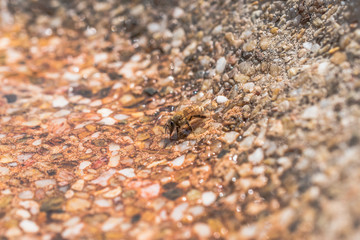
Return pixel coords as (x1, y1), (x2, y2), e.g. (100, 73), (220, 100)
(0, 0), (360, 239)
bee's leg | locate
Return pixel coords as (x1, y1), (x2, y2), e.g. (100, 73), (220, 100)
(176, 126), (180, 139)
(185, 120), (193, 131)
(189, 115), (206, 120)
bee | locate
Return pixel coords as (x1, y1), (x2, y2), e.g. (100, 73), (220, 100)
(164, 105), (206, 139)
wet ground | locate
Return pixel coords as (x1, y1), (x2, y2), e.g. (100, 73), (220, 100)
(0, 0), (360, 239)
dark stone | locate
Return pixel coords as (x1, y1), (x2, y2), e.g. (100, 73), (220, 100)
(131, 214), (141, 224)
(37, 147), (50, 155)
(46, 137), (65, 146)
(348, 135), (359, 147)
(242, 51), (252, 59)
(143, 87), (158, 96)
(47, 169), (57, 176)
(163, 182), (177, 190)
(72, 85), (93, 98)
(162, 188), (183, 200)
(217, 149), (229, 158)
(96, 87), (112, 99)
(40, 197), (64, 213)
(108, 72), (123, 81)
(4, 94), (17, 103)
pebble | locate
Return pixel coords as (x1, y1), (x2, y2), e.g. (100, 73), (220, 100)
(0, 155), (13, 163)
(216, 95), (228, 104)
(0, 166), (10, 175)
(259, 38), (270, 50)
(216, 57), (226, 74)
(243, 82), (255, 93)
(66, 198), (91, 212)
(118, 168), (135, 178)
(170, 155), (185, 167)
(19, 220), (39, 233)
(140, 183), (160, 199)
(170, 203), (188, 221)
(97, 108), (113, 117)
(52, 96), (69, 108)
(302, 106), (319, 119)
(109, 143), (120, 152)
(173, 7), (184, 18)
(248, 148), (264, 164)
(15, 209), (31, 219)
(222, 131), (240, 144)
(79, 161), (91, 170)
(91, 169), (116, 186)
(98, 117), (116, 125)
(330, 52), (347, 65)
(202, 191), (216, 206)
(188, 206), (205, 216)
(71, 179), (85, 191)
(18, 190), (34, 200)
(102, 217), (123, 232)
(193, 223), (211, 238)
(103, 187), (122, 198)
(108, 155), (120, 167)
(147, 22), (162, 33)
(62, 223), (84, 238)
(212, 25), (222, 35)
(35, 179), (56, 188)
(95, 199), (112, 207)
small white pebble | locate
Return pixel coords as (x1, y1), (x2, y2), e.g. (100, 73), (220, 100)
(16, 209), (31, 219)
(118, 168), (135, 178)
(52, 96), (69, 108)
(90, 99), (102, 107)
(248, 148), (264, 164)
(18, 190), (34, 200)
(62, 223), (84, 239)
(63, 72), (81, 82)
(222, 131), (239, 144)
(53, 109), (71, 118)
(170, 155), (185, 167)
(243, 82), (255, 92)
(170, 203), (188, 221)
(216, 95), (228, 104)
(108, 155), (120, 167)
(0, 167), (10, 175)
(173, 7), (184, 18)
(32, 139), (42, 146)
(277, 157), (292, 170)
(102, 217), (123, 232)
(212, 25), (222, 34)
(193, 223), (211, 238)
(147, 22), (161, 33)
(35, 179), (56, 188)
(94, 53), (108, 64)
(303, 42), (313, 50)
(19, 220), (39, 233)
(79, 161), (91, 170)
(302, 106), (319, 119)
(103, 187), (122, 198)
(97, 108), (113, 117)
(188, 206), (205, 216)
(98, 117), (116, 125)
(114, 114), (129, 120)
(71, 179), (85, 191)
(202, 191), (216, 206)
(216, 57), (226, 73)
(95, 199), (112, 207)
(109, 143), (120, 152)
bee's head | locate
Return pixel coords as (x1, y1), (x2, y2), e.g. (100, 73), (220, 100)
(164, 119), (175, 136)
